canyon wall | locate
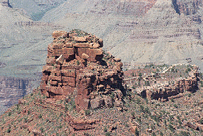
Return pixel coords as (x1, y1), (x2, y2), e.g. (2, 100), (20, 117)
(0, 76), (38, 115)
(175, 0), (203, 15)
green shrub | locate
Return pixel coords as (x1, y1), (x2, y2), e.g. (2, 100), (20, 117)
(200, 118), (203, 124)
(174, 104), (178, 108)
(59, 112), (63, 117)
(38, 114), (42, 118)
(131, 112), (135, 117)
(145, 81), (150, 86)
(77, 60), (80, 65)
(8, 112), (11, 116)
(104, 127), (107, 132)
(136, 98), (141, 104)
(85, 110), (91, 116)
(169, 124), (175, 132)
(24, 117), (28, 123)
(16, 104), (19, 110)
(105, 132), (111, 136)
(40, 127), (44, 133)
(152, 132), (156, 136)
(138, 73), (142, 78)
(140, 105), (144, 112)
(58, 125), (62, 129)
(65, 104), (68, 112)
(7, 128), (11, 133)
(200, 81), (203, 87)
(84, 133), (90, 136)
(180, 131), (190, 136)
(135, 128), (139, 136)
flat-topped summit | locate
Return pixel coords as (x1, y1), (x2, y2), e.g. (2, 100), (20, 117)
(40, 29), (125, 111)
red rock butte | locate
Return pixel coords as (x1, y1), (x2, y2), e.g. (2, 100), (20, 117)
(40, 29), (125, 111)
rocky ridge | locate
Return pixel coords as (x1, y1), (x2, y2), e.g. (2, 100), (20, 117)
(124, 64), (200, 101)
(40, 29), (125, 111)
(137, 69), (199, 101)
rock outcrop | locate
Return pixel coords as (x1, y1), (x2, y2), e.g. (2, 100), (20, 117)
(40, 29), (125, 111)
(136, 69), (199, 101)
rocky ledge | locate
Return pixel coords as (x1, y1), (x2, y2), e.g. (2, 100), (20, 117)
(40, 29), (125, 111)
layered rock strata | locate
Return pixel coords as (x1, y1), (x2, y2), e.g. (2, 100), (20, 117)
(175, 0), (203, 15)
(0, 76), (32, 115)
(40, 29), (125, 111)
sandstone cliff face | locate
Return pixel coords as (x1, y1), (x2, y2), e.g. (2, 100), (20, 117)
(40, 30), (125, 111)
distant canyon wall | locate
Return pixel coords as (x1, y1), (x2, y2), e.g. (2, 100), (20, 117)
(0, 76), (38, 114)
(87, 0), (157, 16)
(174, 0), (203, 15)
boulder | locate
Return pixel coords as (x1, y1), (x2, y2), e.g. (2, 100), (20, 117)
(114, 58), (121, 62)
(146, 128), (152, 133)
(92, 43), (101, 48)
(114, 89), (123, 100)
(130, 126), (138, 133)
(73, 36), (86, 42)
(103, 95), (113, 108)
(114, 100), (123, 107)
(82, 53), (89, 60)
(98, 38), (103, 47)
(90, 96), (105, 109)
(42, 65), (53, 72)
(32, 129), (42, 136)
